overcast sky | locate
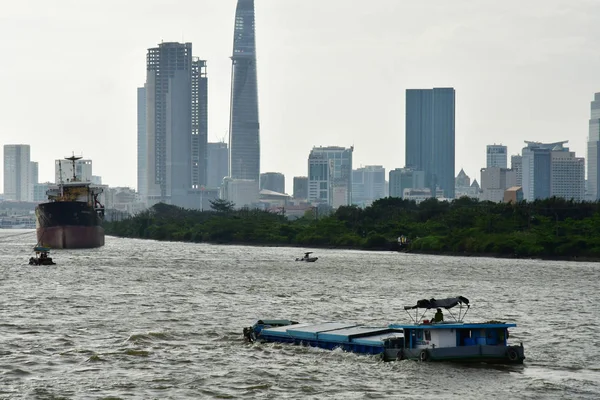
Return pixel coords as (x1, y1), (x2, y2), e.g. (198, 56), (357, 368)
(1, 0), (600, 193)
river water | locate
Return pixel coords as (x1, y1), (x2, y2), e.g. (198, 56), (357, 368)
(1, 229), (599, 399)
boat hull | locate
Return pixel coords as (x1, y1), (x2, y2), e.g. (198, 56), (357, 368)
(384, 344), (525, 364)
(247, 320), (525, 365)
(36, 201), (104, 249)
(36, 225), (105, 249)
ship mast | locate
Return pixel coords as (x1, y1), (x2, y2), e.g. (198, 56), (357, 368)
(65, 154), (82, 183)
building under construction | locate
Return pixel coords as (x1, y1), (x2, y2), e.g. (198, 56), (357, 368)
(142, 42), (208, 208)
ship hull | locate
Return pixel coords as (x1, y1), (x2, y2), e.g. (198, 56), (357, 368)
(36, 201), (104, 249)
(36, 225), (105, 249)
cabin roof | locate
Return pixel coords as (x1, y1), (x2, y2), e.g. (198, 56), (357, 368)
(389, 322), (516, 330)
(404, 296), (470, 310)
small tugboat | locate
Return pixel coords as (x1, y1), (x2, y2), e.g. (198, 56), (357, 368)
(29, 246), (56, 266)
(243, 296), (525, 364)
(295, 252), (318, 262)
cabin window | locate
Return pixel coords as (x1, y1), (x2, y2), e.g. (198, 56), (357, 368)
(416, 330), (423, 340)
(424, 330), (431, 341)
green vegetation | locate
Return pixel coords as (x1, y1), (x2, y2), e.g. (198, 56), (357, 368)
(104, 197), (600, 260)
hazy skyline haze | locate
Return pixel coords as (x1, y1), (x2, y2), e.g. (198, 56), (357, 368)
(1, 0), (600, 192)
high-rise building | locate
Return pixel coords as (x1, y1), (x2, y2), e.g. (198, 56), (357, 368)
(522, 143), (552, 201)
(260, 172), (285, 194)
(207, 142), (229, 189)
(30, 162), (38, 186)
(29, 161), (38, 202)
(3, 145), (31, 201)
(551, 146), (585, 201)
(229, 0), (260, 185)
(522, 141), (584, 201)
(480, 167), (517, 202)
(405, 87), (456, 198)
(352, 165), (386, 205)
(137, 86), (147, 200)
(191, 59), (209, 191)
(308, 156), (332, 205)
(487, 144), (508, 168)
(389, 168), (426, 198)
(220, 177), (259, 209)
(144, 42), (208, 207)
(308, 146), (353, 207)
(587, 93), (600, 200)
(293, 176), (308, 200)
(511, 155), (523, 187)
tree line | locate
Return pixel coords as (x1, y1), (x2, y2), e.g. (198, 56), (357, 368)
(103, 197), (600, 260)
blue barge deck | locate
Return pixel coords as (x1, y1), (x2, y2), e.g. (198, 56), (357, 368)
(245, 320), (403, 357)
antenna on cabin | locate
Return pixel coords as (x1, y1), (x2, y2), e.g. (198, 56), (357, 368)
(65, 152), (82, 182)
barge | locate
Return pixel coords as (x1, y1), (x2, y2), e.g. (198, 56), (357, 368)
(243, 296), (525, 364)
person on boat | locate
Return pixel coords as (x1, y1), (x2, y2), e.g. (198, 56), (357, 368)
(433, 308), (444, 322)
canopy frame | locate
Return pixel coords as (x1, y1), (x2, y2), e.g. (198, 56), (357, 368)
(403, 296), (470, 324)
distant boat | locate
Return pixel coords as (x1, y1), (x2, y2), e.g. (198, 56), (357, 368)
(29, 246), (56, 266)
(295, 252), (318, 262)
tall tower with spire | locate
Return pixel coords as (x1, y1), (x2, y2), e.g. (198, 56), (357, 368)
(228, 0), (260, 184)
(587, 93), (600, 200)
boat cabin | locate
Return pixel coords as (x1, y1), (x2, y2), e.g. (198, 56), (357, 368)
(388, 322), (514, 351)
(391, 295), (513, 350)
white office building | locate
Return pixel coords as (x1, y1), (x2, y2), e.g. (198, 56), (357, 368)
(522, 141), (584, 201)
(220, 178), (259, 209)
(486, 144), (508, 168)
(480, 167), (517, 202)
(551, 149), (585, 201)
(3, 144), (31, 202)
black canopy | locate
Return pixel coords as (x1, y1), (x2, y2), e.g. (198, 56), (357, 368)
(404, 296), (470, 310)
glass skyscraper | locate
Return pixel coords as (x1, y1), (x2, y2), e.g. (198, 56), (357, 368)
(587, 93), (600, 200)
(307, 146), (353, 207)
(229, 0), (260, 184)
(405, 88), (455, 198)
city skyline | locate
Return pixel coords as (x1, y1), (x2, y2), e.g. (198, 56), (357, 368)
(1, 0), (600, 193)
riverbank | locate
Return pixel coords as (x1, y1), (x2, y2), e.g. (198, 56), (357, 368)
(104, 199), (600, 262)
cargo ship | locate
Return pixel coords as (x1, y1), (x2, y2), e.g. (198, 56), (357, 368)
(35, 155), (105, 249)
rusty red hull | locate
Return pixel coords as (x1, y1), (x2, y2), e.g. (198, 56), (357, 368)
(36, 225), (105, 249)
